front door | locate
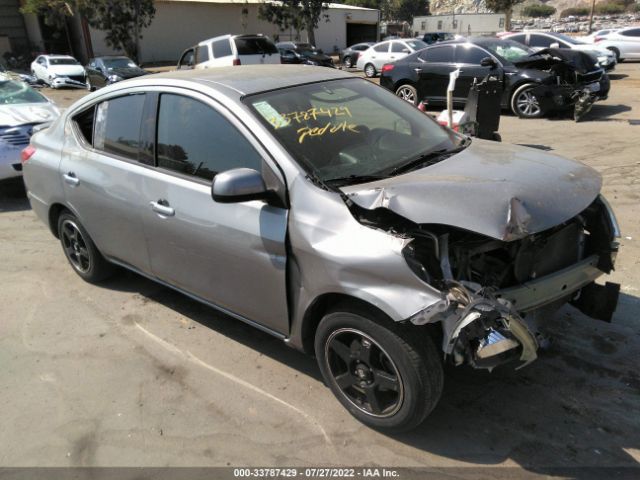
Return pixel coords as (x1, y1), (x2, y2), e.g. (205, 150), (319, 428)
(452, 45), (502, 103)
(139, 90), (289, 334)
(416, 45), (456, 105)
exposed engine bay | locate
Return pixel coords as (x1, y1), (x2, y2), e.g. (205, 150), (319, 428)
(348, 195), (620, 371)
(514, 48), (609, 121)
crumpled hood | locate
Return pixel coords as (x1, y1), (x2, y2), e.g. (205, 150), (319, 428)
(48, 65), (85, 77)
(340, 139), (602, 241)
(0, 103), (59, 127)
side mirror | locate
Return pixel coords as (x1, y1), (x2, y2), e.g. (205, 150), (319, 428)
(212, 168), (269, 203)
(402, 48), (411, 53)
(480, 57), (497, 68)
(550, 42), (560, 48)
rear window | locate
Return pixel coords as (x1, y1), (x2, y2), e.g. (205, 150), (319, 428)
(234, 37), (278, 55)
(94, 94), (146, 160)
(212, 39), (233, 58)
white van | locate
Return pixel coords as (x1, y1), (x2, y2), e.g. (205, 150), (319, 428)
(177, 34), (281, 69)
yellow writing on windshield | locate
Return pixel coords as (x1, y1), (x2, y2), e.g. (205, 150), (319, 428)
(297, 121), (359, 144)
(269, 106), (352, 129)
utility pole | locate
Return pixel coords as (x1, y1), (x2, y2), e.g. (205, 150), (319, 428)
(588, 0), (596, 33)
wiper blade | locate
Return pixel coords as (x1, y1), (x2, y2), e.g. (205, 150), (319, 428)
(385, 139), (471, 177)
(324, 174), (388, 187)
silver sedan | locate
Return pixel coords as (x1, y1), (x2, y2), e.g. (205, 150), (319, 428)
(22, 66), (620, 431)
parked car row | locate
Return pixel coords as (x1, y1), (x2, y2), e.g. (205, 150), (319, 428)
(30, 54), (149, 90)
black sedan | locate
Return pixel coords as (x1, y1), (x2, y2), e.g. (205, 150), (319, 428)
(85, 56), (149, 90)
(379, 38), (610, 118)
(276, 42), (334, 68)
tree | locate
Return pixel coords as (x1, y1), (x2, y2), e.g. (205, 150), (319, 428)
(522, 4), (556, 17)
(390, 0), (429, 22)
(85, 0), (156, 62)
(21, 0), (156, 62)
(485, 0), (525, 31)
(259, 0), (328, 47)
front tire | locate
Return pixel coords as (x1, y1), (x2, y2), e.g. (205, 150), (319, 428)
(395, 84), (418, 105)
(510, 83), (543, 118)
(364, 63), (377, 78)
(315, 308), (443, 432)
(343, 56), (353, 68)
(607, 47), (621, 62)
(57, 212), (114, 283)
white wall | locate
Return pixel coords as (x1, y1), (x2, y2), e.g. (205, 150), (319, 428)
(88, 2), (379, 63)
(413, 14), (506, 36)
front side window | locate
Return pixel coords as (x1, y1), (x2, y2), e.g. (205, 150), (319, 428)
(391, 42), (406, 53)
(94, 94), (146, 160)
(156, 94), (261, 181)
(212, 39), (233, 58)
(404, 40), (428, 51)
(529, 34), (555, 48)
(179, 49), (195, 68)
(419, 46), (454, 63)
(507, 34), (526, 45)
(621, 28), (640, 37)
(197, 45), (210, 63)
(481, 39), (533, 63)
(247, 79), (462, 185)
(455, 45), (489, 64)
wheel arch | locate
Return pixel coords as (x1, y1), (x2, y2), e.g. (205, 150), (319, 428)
(300, 293), (392, 356)
(48, 203), (71, 238)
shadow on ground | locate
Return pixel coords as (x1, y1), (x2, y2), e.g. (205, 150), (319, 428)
(98, 266), (640, 473)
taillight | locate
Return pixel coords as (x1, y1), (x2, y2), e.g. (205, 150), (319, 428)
(21, 145), (36, 164)
(233, 58), (241, 66)
(594, 37), (602, 43)
(381, 64), (394, 74)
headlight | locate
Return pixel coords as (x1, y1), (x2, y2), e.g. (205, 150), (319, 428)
(108, 74), (122, 82)
(49, 73), (58, 79)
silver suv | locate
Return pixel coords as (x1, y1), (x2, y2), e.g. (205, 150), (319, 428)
(23, 66), (620, 431)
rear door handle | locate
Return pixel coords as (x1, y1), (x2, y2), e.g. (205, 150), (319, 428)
(63, 172), (79, 186)
(150, 200), (175, 217)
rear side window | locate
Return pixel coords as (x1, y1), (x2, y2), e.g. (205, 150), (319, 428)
(235, 37), (278, 55)
(419, 46), (454, 63)
(156, 94), (261, 181)
(374, 43), (389, 53)
(94, 94), (145, 160)
(197, 45), (209, 62)
(212, 39), (233, 58)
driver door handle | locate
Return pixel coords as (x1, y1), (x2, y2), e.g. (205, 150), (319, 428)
(150, 200), (175, 217)
(414, 68), (422, 73)
(63, 172), (79, 186)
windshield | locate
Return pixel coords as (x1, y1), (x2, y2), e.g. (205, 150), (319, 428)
(481, 39), (535, 62)
(102, 57), (137, 69)
(405, 40), (428, 51)
(235, 37), (278, 55)
(0, 80), (47, 105)
(49, 58), (80, 65)
(246, 79), (463, 185)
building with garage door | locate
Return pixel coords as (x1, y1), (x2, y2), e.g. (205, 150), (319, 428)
(83, 0), (380, 64)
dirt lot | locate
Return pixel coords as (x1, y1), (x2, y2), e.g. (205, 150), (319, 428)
(1, 64), (639, 476)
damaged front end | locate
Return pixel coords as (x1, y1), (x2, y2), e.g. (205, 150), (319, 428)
(349, 193), (620, 371)
(515, 48), (610, 121)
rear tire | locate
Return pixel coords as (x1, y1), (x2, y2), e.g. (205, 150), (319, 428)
(57, 212), (115, 283)
(364, 63), (377, 78)
(315, 307), (443, 432)
(395, 84), (418, 105)
(510, 83), (543, 119)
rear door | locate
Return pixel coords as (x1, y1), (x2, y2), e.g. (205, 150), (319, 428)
(233, 36), (280, 65)
(416, 45), (456, 104)
(60, 92), (151, 272)
(370, 42), (391, 69)
(138, 89), (289, 334)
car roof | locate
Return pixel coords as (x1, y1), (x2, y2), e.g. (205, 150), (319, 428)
(199, 34), (270, 46)
(117, 65), (354, 98)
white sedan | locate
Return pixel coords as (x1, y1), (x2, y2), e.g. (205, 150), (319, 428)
(30, 55), (88, 89)
(0, 74), (59, 180)
(595, 26), (640, 62)
(356, 39), (428, 77)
